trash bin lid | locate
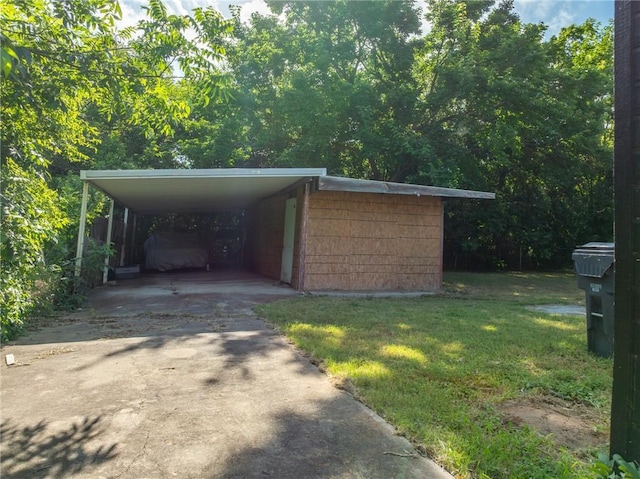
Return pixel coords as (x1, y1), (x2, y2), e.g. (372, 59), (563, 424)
(577, 242), (615, 251)
(572, 242), (614, 278)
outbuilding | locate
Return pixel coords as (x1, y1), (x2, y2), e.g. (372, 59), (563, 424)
(76, 168), (494, 291)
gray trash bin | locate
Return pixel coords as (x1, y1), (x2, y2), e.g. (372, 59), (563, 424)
(571, 242), (615, 358)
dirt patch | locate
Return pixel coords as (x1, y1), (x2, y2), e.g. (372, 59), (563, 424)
(500, 397), (607, 450)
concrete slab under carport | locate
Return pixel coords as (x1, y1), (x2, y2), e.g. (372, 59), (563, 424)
(0, 269), (453, 479)
(86, 269), (298, 318)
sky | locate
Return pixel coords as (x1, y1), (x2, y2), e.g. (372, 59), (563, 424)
(512, 0), (613, 35)
(119, 0), (614, 36)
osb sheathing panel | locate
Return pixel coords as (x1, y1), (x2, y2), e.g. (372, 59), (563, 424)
(398, 273), (441, 290)
(307, 218), (351, 238)
(305, 273), (351, 290)
(306, 237), (350, 256)
(351, 220), (397, 239)
(348, 254), (396, 265)
(305, 262), (350, 275)
(350, 273), (398, 290)
(398, 239), (441, 257)
(304, 190), (443, 291)
(305, 254), (351, 264)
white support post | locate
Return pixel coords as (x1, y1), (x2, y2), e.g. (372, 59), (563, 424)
(130, 214), (137, 265)
(120, 207), (129, 266)
(74, 182), (90, 277)
(102, 199), (115, 284)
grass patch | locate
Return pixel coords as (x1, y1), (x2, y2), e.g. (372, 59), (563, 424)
(257, 272), (611, 479)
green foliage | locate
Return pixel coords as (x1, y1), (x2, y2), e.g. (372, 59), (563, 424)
(412, 0), (613, 269)
(1, 158), (67, 341)
(217, 0), (613, 269)
(51, 239), (113, 311)
(593, 454), (640, 479)
(225, 0), (422, 174)
(1, 0), (232, 338)
(1, 0), (614, 333)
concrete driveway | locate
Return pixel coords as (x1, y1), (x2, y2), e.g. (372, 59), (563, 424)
(1, 271), (452, 479)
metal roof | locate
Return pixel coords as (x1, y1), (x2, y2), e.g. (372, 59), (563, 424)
(81, 168), (326, 213)
(81, 168), (495, 214)
(317, 176), (496, 199)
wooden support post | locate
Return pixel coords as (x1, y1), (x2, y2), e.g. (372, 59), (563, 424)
(74, 181), (90, 277)
(610, 0), (640, 460)
(102, 199), (115, 285)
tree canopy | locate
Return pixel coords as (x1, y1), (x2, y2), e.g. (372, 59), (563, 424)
(0, 0), (233, 337)
(1, 0), (613, 335)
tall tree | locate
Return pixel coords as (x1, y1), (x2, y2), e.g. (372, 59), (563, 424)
(0, 0), (232, 338)
(225, 0), (422, 178)
(413, 0), (613, 268)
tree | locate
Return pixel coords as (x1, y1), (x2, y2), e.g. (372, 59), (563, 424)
(1, 0), (614, 340)
(1, 0), (232, 339)
(225, 0), (423, 177)
(1, 0), (123, 338)
(413, 0), (613, 268)
(205, 0), (613, 270)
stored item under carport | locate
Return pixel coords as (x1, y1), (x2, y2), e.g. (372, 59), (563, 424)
(114, 264), (141, 280)
(571, 242), (615, 358)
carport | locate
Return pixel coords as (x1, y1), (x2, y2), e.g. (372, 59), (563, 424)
(75, 168), (494, 291)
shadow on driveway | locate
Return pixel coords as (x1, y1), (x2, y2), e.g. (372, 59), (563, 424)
(1, 271), (451, 479)
(0, 417), (117, 479)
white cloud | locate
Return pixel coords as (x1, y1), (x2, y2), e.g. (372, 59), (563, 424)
(117, 0), (612, 35)
(513, 0), (613, 36)
(163, 0), (196, 15)
(514, 0), (578, 34)
(118, 0), (147, 29)
(513, 0), (557, 20)
(236, 0), (272, 23)
(118, 0), (273, 28)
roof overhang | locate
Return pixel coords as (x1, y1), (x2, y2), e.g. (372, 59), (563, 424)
(81, 168), (326, 213)
(81, 168), (495, 214)
(318, 176), (496, 200)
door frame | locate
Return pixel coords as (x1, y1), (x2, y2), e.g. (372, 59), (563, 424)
(280, 197), (297, 283)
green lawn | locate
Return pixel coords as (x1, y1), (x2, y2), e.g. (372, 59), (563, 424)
(256, 272), (612, 479)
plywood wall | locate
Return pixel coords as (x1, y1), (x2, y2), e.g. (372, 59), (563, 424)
(303, 191), (443, 291)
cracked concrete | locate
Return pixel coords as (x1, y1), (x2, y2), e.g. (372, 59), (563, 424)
(1, 270), (452, 479)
